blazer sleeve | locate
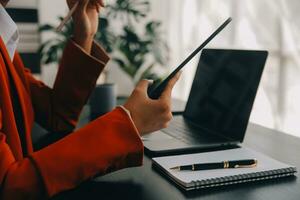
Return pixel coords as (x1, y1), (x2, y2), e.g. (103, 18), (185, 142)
(0, 107), (143, 199)
(25, 39), (110, 133)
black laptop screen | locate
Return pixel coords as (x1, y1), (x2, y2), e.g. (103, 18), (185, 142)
(184, 49), (268, 142)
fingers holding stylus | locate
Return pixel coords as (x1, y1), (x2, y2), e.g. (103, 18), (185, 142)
(81, 0), (105, 12)
(87, 0), (105, 12)
(93, 0), (105, 12)
(67, 0), (105, 12)
(97, 0), (105, 7)
(86, 0), (105, 10)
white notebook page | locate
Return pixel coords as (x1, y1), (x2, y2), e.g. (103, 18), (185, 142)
(153, 148), (295, 186)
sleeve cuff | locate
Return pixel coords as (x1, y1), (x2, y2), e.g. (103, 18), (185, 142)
(117, 106), (140, 137)
(70, 39), (110, 66)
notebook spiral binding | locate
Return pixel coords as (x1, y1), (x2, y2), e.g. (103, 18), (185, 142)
(190, 167), (297, 190)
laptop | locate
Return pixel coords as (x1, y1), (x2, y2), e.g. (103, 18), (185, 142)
(144, 49), (268, 156)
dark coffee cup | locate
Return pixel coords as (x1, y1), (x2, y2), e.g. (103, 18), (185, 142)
(89, 83), (117, 120)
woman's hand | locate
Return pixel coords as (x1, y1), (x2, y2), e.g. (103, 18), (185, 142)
(124, 72), (182, 136)
(66, 0), (105, 53)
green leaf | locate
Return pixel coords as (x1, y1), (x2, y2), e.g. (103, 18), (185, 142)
(107, 0), (150, 23)
(39, 38), (65, 64)
(95, 17), (116, 53)
(140, 63), (155, 79)
(39, 24), (55, 32)
(113, 57), (136, 78)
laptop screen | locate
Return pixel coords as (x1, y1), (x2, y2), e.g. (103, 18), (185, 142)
(184, 49), (268, 142)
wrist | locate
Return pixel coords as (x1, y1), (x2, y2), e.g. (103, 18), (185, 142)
(73, 34), (94, 54)
(123, 104), (142, 135)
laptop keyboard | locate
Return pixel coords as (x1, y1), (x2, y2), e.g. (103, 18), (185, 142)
(162, 117), (208, 144)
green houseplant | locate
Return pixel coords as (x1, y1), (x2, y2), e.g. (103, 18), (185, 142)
(39, 0), (168, 84)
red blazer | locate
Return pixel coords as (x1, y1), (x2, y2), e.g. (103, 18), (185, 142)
(0, 37), (143, 199)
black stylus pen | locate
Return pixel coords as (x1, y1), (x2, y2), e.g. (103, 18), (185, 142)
(170, 159), (258, 171)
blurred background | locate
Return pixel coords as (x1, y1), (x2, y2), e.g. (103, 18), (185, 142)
(6, 0), (300, 137)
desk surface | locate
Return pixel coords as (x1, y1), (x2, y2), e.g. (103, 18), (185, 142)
(52, 106), (300, 200)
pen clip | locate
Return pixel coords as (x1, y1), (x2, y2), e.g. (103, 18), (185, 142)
(234, 159), (258, 168)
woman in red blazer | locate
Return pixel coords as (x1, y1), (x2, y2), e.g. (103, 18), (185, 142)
(0, 0), (180, 199)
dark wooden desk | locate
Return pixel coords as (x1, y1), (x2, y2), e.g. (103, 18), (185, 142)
(49, 101), (299, 200)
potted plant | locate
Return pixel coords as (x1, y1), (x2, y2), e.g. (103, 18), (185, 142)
(39, 0), (168, 96)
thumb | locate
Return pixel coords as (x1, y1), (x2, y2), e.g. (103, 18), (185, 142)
(160, 71), (182, 100)
(135, 79), (154, 94)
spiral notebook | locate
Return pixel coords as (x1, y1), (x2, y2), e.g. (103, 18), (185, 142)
(152, 148), (297, 190)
